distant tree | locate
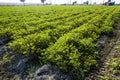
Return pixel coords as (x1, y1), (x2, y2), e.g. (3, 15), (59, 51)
(72, 1), (77, 5)
(103, 0), (105, 4)
(41, 0), (46, 5)
(84, 1), (89, 5)
(20, 0), (25, 6)
(108, 0), (111, 2)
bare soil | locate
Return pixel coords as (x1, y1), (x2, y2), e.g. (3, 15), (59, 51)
(86, 21), (120, 80)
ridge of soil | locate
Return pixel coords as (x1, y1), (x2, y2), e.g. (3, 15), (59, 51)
(86, 20), (120, 80)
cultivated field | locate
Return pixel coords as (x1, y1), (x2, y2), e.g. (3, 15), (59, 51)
(0, 6), (120, 79)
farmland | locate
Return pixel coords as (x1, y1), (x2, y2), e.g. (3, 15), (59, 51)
(0, 6), (120, 79)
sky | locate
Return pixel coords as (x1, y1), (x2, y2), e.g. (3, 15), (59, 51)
(0, 0), (120, 4)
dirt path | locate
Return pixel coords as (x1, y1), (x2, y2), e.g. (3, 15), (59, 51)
(0, 45), (10, 80)
(0, 39), (69, 80)
(86, 21), (120, 80)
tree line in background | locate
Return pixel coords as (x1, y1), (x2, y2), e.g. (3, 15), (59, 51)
(19, 0), (90, 5)
(20, 0), (46, 5)
(19, 0), (118, 6)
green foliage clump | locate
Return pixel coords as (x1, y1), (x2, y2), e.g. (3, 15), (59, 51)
(10, 33), (51, 56)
